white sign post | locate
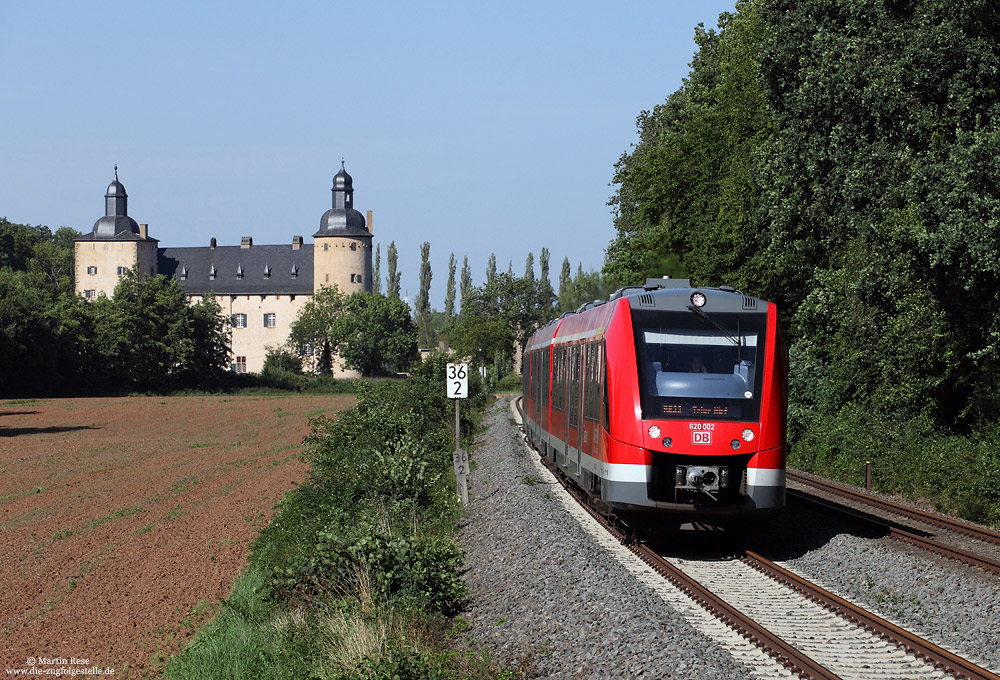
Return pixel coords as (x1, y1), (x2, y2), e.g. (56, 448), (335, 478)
(447, 363), (469, 504)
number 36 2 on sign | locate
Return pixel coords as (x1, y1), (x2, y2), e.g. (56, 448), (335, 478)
(446, 363), (468, 399)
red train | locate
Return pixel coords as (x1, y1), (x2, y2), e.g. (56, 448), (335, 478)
(522, 278), (788, 528)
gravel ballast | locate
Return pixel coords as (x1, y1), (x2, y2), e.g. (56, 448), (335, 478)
(455, 400), (762, 679)
(455, 398), (1000, 678)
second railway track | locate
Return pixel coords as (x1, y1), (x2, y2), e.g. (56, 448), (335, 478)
(787, 470), (1000, 576)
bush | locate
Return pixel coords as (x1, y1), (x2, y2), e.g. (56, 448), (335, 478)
(496, 372), (522, 392)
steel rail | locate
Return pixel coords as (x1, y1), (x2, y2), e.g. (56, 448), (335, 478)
(515, 398), (840, 680)
(517, 398), (998, 678)
(788, 470), (1000, 545)
(743, 551), (1000, 680)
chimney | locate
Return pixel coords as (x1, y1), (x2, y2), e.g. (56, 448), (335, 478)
(292, 235), (303, 250)
(367, 210), (373, 234)
(139, 223), (148, 238)
(241, 236), (253, 249)
(210, 237), (217, 249)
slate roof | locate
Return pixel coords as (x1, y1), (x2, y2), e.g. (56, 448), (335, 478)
(158, 244), (314, 296)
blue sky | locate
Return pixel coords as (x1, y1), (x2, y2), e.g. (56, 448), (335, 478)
(1, 1), (736, 307)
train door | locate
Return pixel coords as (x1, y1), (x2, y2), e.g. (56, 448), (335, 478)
(541, 347), (551, 452)
(567, 344), (583, 474)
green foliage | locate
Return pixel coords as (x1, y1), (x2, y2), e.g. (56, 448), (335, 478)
(604, 0), (1000, 525)
(336, 292), (419, 376)
(416, 242), (433, 347)
(605, 2), (772, 290)
(172, 354), (498, 677)
(100, 268), (231, 389)
(444, 253), (457, 322)
(451, 271), (554, 362)
(386, 241), (401, 299)
(291, 288), (418, 377)
(496, 372), (523, 393)
(290, 285), (346, 374)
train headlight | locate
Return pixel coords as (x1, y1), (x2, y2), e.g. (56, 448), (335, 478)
(741, 428), (755, 442)
(691, 291), (707, 307)
(730, 439), (741, 450)
(648, 425), (661, 439)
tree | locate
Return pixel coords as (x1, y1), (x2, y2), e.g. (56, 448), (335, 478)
(444, 253), (457, 322)
(334, 292), (418, 376)
(604, 2), (771, 291)
(460, 272), (544, 360)
(537, 248), (555, 320)
(105, 268), (230, 388)
(558, 257), (571, 310)
(486, 253), (496, 284)
(373, 243), (382, 295)
(524, 252), (535, 287)
(459, 256), (472, 317)
(289, 285), (347, 374)
(386, 241), (401, 299)
(416, 242), (432, 346)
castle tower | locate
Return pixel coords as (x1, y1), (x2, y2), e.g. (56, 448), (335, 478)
(313, 162), (373, 294)
(74, 167), (158, 299)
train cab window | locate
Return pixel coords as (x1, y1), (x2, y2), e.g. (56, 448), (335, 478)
(633, 310), (767, 421)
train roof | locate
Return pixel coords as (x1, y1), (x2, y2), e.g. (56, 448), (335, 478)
(537, 279), (766, 331)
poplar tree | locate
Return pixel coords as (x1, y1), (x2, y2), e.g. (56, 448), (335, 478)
(524, 252), (535, 287)
(386, 241), (401, 299)
(460, 255), (472, 317)
(416, 242), (432, 346)
(486, 253), (496, 284)
(373, 243), (382, 295)
(444, 252), (457, 322)
(558, 257), (572, 312)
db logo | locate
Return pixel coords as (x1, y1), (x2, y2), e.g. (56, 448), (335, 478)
(692, 431), (712, 445)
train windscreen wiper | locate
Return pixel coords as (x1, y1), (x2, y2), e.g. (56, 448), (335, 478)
(686, 305), (743, 362)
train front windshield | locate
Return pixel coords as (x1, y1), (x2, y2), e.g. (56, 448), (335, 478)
(633, 310), (767, 421)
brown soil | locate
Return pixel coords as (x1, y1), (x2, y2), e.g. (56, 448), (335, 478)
(0, 394), (353, 677)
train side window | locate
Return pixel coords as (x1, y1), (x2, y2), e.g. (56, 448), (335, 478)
(552, 346), (564, 412)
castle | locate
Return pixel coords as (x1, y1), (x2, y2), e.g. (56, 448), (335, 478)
(74, 163), (374, 375)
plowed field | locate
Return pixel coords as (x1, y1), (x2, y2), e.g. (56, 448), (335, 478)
(0, 394), (353, 677)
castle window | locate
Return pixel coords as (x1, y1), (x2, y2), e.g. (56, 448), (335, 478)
(323, 243), (328, 251)
(87, 266), (97, 275)
(232, 313), (247, 328)
(117, 266), (128, 275)
(233, 356), (247, 373)
(350, 242), (357, 251)
(264, 313), (276, 328)
(83, 289), (96, 298)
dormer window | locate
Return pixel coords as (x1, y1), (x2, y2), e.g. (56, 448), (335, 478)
(209, 265), (217, 280)
(291, 265), (298, 279)
(263, 264), (271, 279)
(236, 264), (244, 279)
(180, 265), (188, 280)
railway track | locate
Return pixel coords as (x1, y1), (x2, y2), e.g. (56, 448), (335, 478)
(787, 470), (1000, 576)
(513, 398), (1000, 680)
